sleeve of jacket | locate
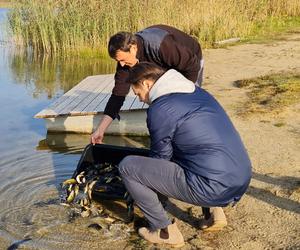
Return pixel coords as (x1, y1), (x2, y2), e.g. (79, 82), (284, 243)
(112, 63), (131, 96)
(103, 94), (125, 120)
(159, 36), (200, 82)
(103, 63), (131, 119)
(147, 106), (177, 160)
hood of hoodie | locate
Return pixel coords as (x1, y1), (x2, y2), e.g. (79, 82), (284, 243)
(149, 69), (195, 103)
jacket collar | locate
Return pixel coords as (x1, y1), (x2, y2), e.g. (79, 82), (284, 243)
(149, 69), (195, 104)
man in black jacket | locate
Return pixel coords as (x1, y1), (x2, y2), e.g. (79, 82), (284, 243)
(91, 24), (203, 145)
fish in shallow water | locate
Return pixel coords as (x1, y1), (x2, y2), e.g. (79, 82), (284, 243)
(61, 162), (130, 221)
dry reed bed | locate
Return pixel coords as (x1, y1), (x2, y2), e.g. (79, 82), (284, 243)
(7, 0), (300, 55)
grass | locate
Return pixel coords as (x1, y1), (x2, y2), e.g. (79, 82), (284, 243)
(241, 16), (300, 44)
(5, 0), (300, 56)
(273, 122), (286, 127)
(213, 16), (300, 49)
(234, 72), (300, 116)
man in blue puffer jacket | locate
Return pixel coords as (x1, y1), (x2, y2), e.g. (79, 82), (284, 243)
(118, 62), (251, 247)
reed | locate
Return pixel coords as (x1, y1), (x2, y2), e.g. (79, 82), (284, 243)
(0, 0), (11, 8)
(7, 0), (300, 56)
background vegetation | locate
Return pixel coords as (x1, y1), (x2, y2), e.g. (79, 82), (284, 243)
(6, 0), (300, 56)
(0, 0), (11, 8)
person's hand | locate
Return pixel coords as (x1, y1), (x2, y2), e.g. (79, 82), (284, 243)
(90, 115), (113, 145)
(91, 129), (104, 145)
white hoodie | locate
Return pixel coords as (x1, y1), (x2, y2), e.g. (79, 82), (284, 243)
(149, 69), (195, 104)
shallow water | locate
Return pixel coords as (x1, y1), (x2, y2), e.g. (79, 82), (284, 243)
(0, 8), (149, 249)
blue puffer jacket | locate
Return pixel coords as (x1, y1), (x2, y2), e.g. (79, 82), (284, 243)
(147, 69), (252, 206)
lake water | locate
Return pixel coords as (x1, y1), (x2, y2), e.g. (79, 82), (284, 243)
(0, 8), (149, 249)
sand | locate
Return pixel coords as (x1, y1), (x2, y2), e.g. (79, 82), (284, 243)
(127, 32), (300, 250)
(106, 32), (300, 250)
(162, 32), (300, 250)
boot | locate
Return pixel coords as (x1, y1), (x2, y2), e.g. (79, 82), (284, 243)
(138, 219), (185, 248)
(199, 207), (227, 231)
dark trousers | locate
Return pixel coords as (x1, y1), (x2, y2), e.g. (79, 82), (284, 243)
(118, 155), (208, 230)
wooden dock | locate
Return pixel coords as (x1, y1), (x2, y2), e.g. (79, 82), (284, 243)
(34, 74), (149, 135)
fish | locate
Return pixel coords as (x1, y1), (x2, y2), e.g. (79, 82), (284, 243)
(76, 171), (86, 184)
(62, 178), (77, 187)
(61, 161), (132, 220)
(87, 180), (97, 199)
(66, 189), (75, 203)
(74, 185), (79, 196)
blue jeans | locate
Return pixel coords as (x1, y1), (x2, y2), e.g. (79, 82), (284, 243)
(118, 155), (207, 230)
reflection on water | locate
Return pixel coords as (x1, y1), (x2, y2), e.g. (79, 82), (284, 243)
(0, 8), (149, 250)
(10, 51), (115, 99)
(1, 7), (116, 103)
(37, 133), (150, 154)
(1, 9), (116, 100)
(0, 8), (9, 43)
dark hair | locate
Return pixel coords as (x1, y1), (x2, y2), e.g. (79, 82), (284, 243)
(108, 32), (138, 58)
(127, 62), (166, 86)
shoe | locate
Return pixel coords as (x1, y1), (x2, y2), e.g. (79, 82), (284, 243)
(138, 219), (185, 248)
(199, 207), (227, 231)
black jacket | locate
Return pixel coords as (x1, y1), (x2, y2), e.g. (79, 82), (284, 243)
(104, 24), (202, 119)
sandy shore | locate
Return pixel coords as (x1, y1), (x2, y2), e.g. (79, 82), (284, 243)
(162, 32), (300, 250)
(119, 32), (300, 250)
(98, 32), (300, 250)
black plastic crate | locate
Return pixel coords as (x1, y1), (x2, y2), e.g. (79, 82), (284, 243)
(71, 143), (149, 220)
(72, 144), (149, 177)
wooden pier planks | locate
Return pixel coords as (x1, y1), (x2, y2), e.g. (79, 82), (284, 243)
(35, 74), (146, 119)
